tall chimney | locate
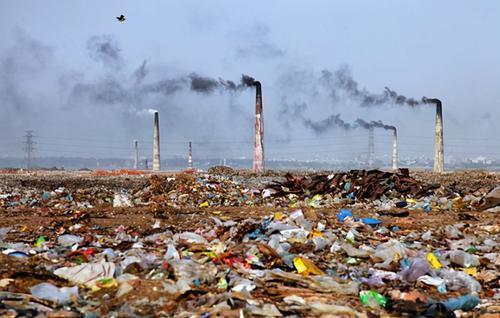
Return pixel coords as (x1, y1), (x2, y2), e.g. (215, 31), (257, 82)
(253, 81), (264, 173)
(153, 111), (161, 171)
(426, 98), (444, 173)
(188, 141), (193, 169)
(392, 128), (398, 171)
(368, 126), (375, 169)
(134, 140), (139, 170)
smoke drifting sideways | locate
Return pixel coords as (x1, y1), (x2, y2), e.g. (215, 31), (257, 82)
(69, 35), (262, 109)
(189, 73), (258, 94)
(1, 32), (265, 158)
(321, 66), (431, 107)
(279, 99), (351, 134)
(279, 99), (397, 136)
(354, 118), (396, 132)
(304, 114), (352, 133)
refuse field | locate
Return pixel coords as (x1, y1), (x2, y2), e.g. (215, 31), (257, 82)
(0, 169), (499, 317)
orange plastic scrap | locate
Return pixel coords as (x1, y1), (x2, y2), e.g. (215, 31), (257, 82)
(92, 170), (110, 176)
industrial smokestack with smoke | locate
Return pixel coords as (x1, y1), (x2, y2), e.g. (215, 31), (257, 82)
(241, 75), (265, 173)
(153, 111), (161, 171)
(354, 119), (397, 169)
(424, 98), (444, 173)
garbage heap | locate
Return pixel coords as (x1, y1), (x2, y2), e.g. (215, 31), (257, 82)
(148, 174), (264, 208)
(0, 207), (498, 317)
(1, 170), (498, 212)
(0, 170), (499, 316)
(269, 169), (441, 201)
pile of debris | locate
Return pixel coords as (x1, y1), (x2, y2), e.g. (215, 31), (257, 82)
(149, 174), (262, 208)
(269, 169), (442, 201)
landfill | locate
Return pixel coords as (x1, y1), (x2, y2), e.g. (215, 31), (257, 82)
(0, 169), (499, 317)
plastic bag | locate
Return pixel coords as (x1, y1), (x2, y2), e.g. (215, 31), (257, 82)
(30, 283), (78, 304)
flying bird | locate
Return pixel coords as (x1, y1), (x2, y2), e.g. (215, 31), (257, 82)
(116, 15), (125, 22)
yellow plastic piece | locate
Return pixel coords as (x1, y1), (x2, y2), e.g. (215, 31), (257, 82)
(462, 267), (477, 276)
(293, 257), (325, 276)
(274, 212), (284, 220)
(427, 252), (442, 269)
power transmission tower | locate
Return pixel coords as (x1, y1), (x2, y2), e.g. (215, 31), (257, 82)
(24, 130), (35, 169)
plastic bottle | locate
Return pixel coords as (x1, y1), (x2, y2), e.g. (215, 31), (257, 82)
(449, 251), (480, 268)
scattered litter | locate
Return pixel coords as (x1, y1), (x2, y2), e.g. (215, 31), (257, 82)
(0, 169), (498, 316)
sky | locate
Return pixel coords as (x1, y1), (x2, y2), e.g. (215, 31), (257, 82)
(0, 1), (499, 162)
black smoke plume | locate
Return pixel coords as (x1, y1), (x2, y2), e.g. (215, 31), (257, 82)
(241, 74), (257, 86)
(355, 118), (396, 131)
(189, 73), (220, 94)
(303, 114), (352, 134)
(188, 73), (258, 93)
(320, 66), (428, 107)
(279, 99), (352, 134)
(369, 120), (396, 132)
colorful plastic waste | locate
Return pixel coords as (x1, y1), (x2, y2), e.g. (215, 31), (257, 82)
(359, 290), (387, 308)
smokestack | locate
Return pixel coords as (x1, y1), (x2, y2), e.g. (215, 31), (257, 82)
(424, 98), (444, 173)
(153, 111), (161, 171)
(253, 81), (264, 173)
(134, 140), (139, 170)
(433, 99), (444, 173)
(392, 128), (398, 171)
(368, 126), (375, 168)
(188, 141), (193, 169)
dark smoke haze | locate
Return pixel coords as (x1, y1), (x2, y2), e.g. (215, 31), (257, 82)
(303, 114), (352, 133)
(87, 35), (123, 69)
(320, 67), (427, 108)
(355, 118), (396, 132)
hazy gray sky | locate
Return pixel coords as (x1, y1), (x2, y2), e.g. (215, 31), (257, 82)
(1, 1), (499, 161)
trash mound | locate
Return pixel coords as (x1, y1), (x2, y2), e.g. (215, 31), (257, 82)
(269, 169), (441, 200)
(149, 173), (263, 208)
(207, 165), (236, 175)
(1, 169), (499, 213)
